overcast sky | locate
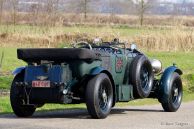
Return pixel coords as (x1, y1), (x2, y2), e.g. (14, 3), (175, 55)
(133, 0), (194, 3)
(161, 0), (194, 3)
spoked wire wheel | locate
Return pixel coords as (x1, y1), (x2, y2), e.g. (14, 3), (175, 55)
(86, 73), (113, 119)
(140, 66), (150, 92)
(161, 72), (183, 112)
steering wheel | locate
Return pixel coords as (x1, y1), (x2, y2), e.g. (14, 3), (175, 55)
(73, 41), (92, 50)
(110, 46), (123, 54)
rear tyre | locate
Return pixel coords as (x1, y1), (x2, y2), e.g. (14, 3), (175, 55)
(85, 73), (113, 119)
(10, 73), (36, 117)
(161, 73), (183, 112)
(130, 55), (154, 98)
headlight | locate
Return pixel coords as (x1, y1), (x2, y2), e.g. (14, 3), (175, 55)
(151, 59), (162, 74)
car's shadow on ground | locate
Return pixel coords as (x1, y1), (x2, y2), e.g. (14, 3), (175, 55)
(0, 108), (163, 119)
(111, 108), (163, 115)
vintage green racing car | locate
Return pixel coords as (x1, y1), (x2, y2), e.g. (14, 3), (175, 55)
(10, 39), (183, 119)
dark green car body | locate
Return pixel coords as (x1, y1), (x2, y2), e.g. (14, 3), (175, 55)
(11, 41), (183, 118)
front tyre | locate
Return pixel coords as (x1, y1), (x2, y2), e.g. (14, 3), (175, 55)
(85, 73), (113, 119)
(161, 73), (183, 112)
(10, 73), (36, 117)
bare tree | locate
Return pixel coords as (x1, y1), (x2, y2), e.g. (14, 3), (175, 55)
(0, 0), (4, 24)
(30, 2), (40, 25)
(70, 0), (91, 20)
(80, 0), (91, 20)
(10, 0), (19, 27)
(44, 0), (59, 26)
(46, 0), (57, 14)
(181, 0), (187, 15)
(83, 0), (88, 20)
(135, 0), (155, 26)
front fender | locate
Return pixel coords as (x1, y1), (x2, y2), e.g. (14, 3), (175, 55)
(12, 66), (25, 76)
(158, 66), (182, 103)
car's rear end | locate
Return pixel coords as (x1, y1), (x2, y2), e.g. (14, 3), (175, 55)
(11, 48), (101, 114)
(23, 64), (73, 104)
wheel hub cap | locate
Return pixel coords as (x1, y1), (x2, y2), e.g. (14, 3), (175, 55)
(174, 88), (179, 97)
(102, 90), (107, 103)
(144, 72), (149, 82)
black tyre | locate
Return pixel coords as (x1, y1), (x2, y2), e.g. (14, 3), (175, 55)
(10, 73), (36, 117)
(161, 73), (183, 112)
(85, 73), (113, 119)
(130, 55), (154, 98)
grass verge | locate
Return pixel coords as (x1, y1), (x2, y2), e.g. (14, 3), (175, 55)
(0, 76), (13, 89)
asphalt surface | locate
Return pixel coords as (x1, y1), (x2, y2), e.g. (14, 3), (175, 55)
(0, 101), (194, 129)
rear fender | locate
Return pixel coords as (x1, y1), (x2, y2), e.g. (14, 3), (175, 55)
(12, 66), (25, 76)
(89, 67), (116, 107)
(158, 66), (183, 103)
(90, 67), (105, 75)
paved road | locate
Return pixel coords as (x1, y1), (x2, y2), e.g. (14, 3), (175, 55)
(0, 101), (194, 129)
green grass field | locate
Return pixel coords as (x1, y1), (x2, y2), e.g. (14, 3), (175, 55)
(0, 25), (194, 114)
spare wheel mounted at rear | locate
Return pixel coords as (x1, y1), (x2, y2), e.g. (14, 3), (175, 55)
(129, 55), (154, 98)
